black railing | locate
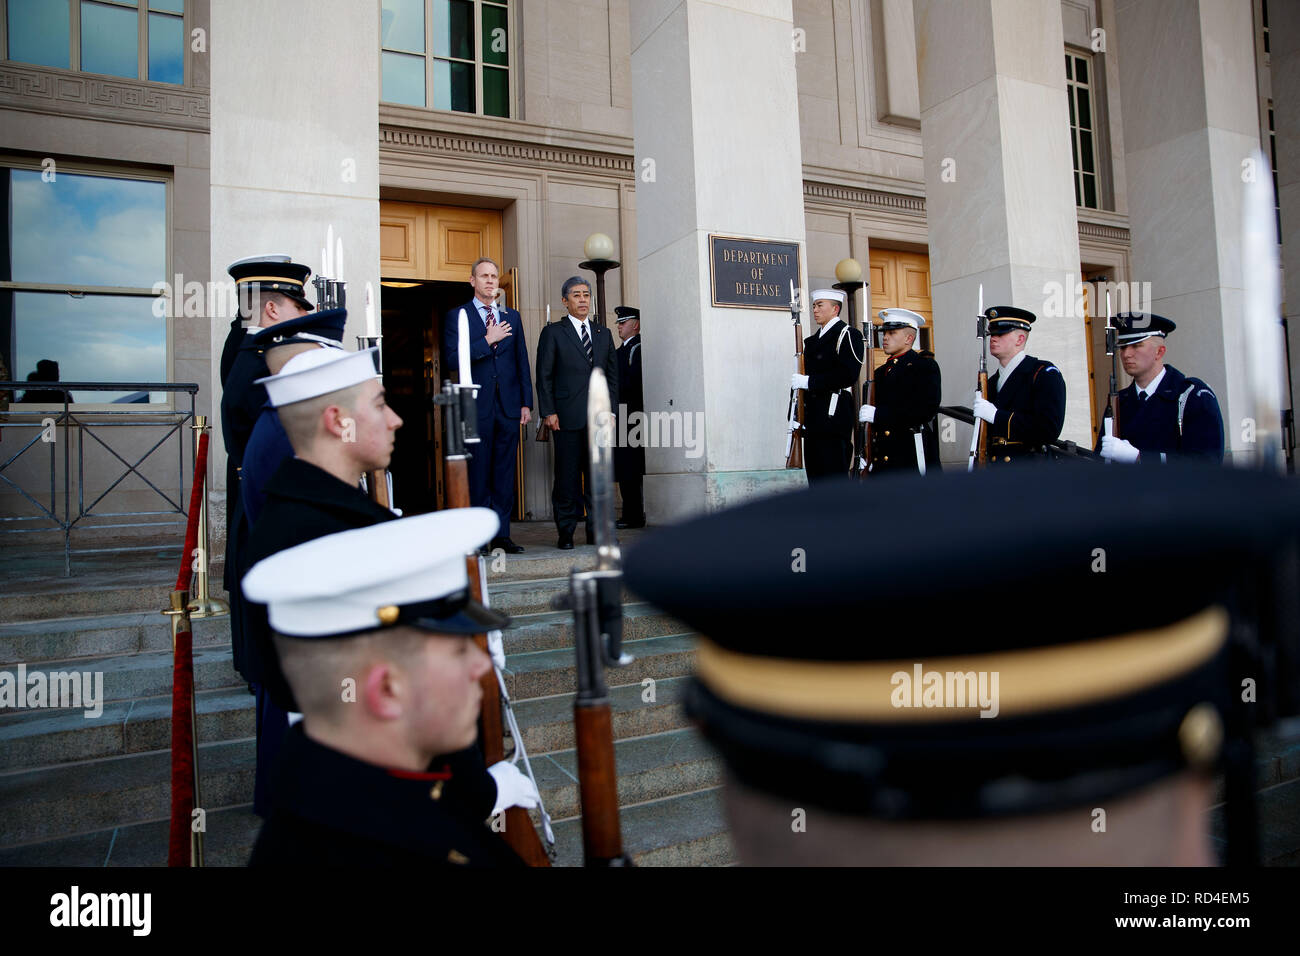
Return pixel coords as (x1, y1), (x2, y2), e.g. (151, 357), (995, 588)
(0, 382), (200, 575)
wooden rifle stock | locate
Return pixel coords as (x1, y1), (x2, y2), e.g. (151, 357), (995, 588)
(860, 325), (876, 475)
(365, 469), (390, 509)
(441, 396), (551, 866)
(574, 702), (622, 863)
(785, 313), (805, 469)
(975, 369), (990, 466)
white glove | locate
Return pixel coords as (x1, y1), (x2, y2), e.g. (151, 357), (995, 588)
(858, 404), (875, 424)
(486, 629), (505, 672)
(788, 419), (801, 432)
(488, 760), (540, 815)
(791, 373), (809, 390)
(1100, 435), (1141, 463)
(973, 392), (998, 424)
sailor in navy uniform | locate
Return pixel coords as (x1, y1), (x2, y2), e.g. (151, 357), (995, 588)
(790, 289), (865, 483)
(219, 256), (313, 692)
(970, 306), (1066, 464)
(242, 510), (529, 867)
(1097, 313), (1224, 463)
(858, 309), (941, 474)
(622, 462), (1300, 865)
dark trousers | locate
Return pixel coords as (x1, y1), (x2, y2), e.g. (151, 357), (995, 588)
(619, 474), (644, 522)
(804, 434), (851, 483)
(468, 398), (520, 540)
(552, 428), (591, 537)
(253, 683), (290, 819)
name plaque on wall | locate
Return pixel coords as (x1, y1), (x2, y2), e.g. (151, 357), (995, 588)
(708, 235), (801, 310)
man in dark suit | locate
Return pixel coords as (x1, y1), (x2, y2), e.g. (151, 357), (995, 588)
(535, 276), (619, 549)
(971, 306), (1066, 464)
(613, 306), (645, 528)
(859, 309), (941, 474)
(444, 258), (534, 553)
(790, 289), (865, 482)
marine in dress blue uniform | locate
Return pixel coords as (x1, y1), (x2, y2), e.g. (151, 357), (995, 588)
(242, 510), (527, 868)
(1097, 313), (1224, 463)
(791, 290), (865, 483)
(971, 306), (1066, 464)
(622, 462), (1300, 865)
(444, 258), (534, 554)
(859, 309), (941, 474)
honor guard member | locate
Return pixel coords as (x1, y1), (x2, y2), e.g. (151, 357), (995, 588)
(1098, 313), (1225, 463)
(246, 348), (537, 823)
(614, 306), (647, 527)
(858, 309), (941, 474)
(970, 306), (1066, 463)
(624, 463), (1300, 865)
(790, 289), (865, 482)
(243, 510), (527, 867)
(219, 256), (313, 692)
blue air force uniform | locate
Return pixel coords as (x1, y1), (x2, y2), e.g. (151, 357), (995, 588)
(1111, 365), (1224, 462)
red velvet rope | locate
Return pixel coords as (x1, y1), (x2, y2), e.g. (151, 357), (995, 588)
(168, 430), (208, 867)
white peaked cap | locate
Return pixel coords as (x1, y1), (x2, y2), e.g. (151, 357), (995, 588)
(255, 347), (379, 407)
(242, 509), (502, 638)
(877, 308), (924, 330)
(812, 289), (847, 308)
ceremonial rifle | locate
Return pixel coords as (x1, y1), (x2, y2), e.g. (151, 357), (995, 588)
(552, 368), (633, 866)
(436, 308), (552, 866)
(1101, 287), (1121, 445)
(967, 285), (989, 471)
(859, 319), (877, 477)
(785, 281), (805, 469)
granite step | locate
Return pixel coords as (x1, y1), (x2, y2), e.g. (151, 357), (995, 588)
(0, 646), (244, 714)
(0, 582), (182, 626)
(503, 632), (697, 700)
(502, 602), (684, 655)
(0, 687), (254, 771)
(484, 576), (588, 616)
(0, 610), (233, 665)
(0, 737), (255, 847)
(550, 786), (734, 867)
(509, 674), (693, 754)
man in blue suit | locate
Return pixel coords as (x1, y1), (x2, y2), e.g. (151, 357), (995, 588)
(444, 258), (533, 553)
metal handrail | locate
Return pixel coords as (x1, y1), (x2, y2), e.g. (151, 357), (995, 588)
(0, 382), (201, 575)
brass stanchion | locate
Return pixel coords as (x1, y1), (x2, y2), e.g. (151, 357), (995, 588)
(188, 416), (228, 618)
(164, 589), (205, 867)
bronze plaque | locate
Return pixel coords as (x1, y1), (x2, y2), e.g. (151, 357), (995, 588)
(708, 235), (800, 311)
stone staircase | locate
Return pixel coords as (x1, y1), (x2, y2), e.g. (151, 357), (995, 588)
(0, 528), (735, 867)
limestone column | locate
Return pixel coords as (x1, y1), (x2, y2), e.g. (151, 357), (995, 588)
(1114, 0), (1261, 461)
(208, 0), (380, 509)
(913, 0), (1090, 459)
(630, 0), (808, 521)
(1270, 1), (1300, 426)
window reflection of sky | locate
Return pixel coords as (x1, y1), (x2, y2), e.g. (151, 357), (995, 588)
(7, 0), (71, 69)
(10, 170), (166, 287)
(10, 293), (165, 403)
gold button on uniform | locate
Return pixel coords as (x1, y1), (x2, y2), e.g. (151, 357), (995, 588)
(884, 430), (890, 437)
(429, 780), (444, 800)
(377, 605), (400, 625)
(447, 849), (470, 865)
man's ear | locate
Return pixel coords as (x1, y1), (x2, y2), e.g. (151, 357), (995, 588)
(362, 661), (403, 721)
(321, 403), (350, 438)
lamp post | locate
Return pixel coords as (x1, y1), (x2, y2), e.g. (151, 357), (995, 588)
(833, 257), (867, 407)
(579, 232), (620, 329)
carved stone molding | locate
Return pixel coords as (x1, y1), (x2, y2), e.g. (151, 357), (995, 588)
(0, 63), (209, 131)
(1077, 220), (1131, 243)
(803, 180), (927, 215)
(380, 126), (634, 175)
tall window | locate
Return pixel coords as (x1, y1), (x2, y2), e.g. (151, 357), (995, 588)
(0, 165), (168, 404)
(1066, 51), (1098, 209)
(381, 0), (511, 117)
(3, 0), (185, 84)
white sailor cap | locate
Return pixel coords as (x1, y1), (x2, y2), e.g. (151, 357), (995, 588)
(242, 509), (509, 638)
(811, 288), (847, 308)
(255, 346), (379, 407)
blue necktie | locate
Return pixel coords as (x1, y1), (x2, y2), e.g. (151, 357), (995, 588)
(580, 323), (593, 364)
